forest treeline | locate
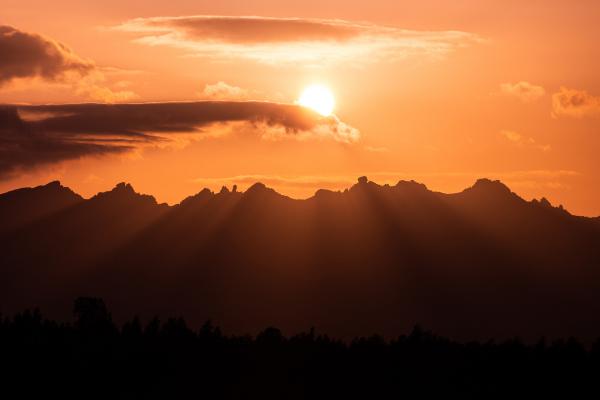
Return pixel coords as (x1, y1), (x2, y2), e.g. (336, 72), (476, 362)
(1, 297), (599, 399)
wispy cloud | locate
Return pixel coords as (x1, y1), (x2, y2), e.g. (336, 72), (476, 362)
(364, 146), (390, 153)
(552, 86), (600, 118)
(114, 16), (482, 66)
(499, 81), (545, 103)
(500, 130), (550, 152)
(0, 101), (360, 178)
(198, 81), (250, 100)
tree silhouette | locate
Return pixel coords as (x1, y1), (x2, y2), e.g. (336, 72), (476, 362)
(0, 298), (599, 398)
(73, 297), (114, 334)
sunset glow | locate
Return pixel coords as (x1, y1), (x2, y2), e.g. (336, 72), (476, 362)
(1, 2), (600, 217)
(297, 85), (335, 116)
(3, 4), (600, 396)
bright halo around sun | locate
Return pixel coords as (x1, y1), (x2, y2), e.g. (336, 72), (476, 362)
(298, 84), (335, 117)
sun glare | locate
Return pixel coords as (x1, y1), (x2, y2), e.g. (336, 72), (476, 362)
(298, 84), (335, 117)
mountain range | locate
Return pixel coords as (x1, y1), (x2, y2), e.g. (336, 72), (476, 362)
(1, 177), (600, 342)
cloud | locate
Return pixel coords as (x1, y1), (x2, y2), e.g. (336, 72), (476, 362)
(198, 81), (249, 100)
(114, 16), (482, 66)
(74, 74), (139, 103)
(0, 25), (137, 102)
(0, 106), (130, 180)
(0, 25), (94, 85)
(552, 86), (600, 118)
(500, 130), (551, 152)
(500, 130), (523, 142)
(499, 81), (545, 102)
(365, 146), (390, 153)
(0, 101), (360, 178)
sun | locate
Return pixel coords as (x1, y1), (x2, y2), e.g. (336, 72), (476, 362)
(298, 84), (335, 117)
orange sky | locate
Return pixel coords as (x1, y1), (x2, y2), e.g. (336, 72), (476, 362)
(1, 0), (599, 216)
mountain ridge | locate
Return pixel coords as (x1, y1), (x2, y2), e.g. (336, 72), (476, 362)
(0, 176), (587, 218)
(1, 176), (600, 342)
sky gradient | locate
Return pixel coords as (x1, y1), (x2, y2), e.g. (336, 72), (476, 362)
(1, 0), (599, 215)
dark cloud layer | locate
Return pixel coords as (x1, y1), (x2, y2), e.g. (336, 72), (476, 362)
(0, 25), (94, 85)
(0, 101), (356, 178)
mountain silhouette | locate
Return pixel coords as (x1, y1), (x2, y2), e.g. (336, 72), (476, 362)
(1, 177), (600, 342)
(0, 181), (82, 234)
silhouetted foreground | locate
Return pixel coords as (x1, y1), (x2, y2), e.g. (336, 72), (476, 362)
(1, 178), (600, 343)
(1, 297), (599, 399)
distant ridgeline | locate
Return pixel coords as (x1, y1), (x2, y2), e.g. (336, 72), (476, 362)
(1, 178), (600, 343)
(0, 297), (599, 399)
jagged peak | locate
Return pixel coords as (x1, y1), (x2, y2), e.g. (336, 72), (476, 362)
(468, 178), (512, 195)
(41, 181), (82, 199)
(313, 188), (339, 198)
(531, 197), (570, 215)
(45, 180), (62, 188)
(34, 180), (74, 194)
(243, 182), (286, 200)
(349, 176), (382, 192)
(20, 180), (66, 192)
(244, 182), (277, 196)
(178, 188), (213, 207)
(92, 182), (158, 205)
(0, 180), (82, 202)
(246, 182), (268, 192)
(539, 197), (552, 208)
(395, 180), (429, 192)
(113, 182), (135, 193)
